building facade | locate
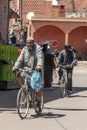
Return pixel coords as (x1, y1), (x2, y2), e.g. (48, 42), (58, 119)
(0, 0), (19, 44)
(0, 0), (9, 44)
(10, 0), (87, 59)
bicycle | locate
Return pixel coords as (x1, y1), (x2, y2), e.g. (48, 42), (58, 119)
(59, 64), (72, 98)
(16, 67), (44, 119)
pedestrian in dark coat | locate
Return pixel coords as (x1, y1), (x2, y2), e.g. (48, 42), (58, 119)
(42, 42), (55, 90)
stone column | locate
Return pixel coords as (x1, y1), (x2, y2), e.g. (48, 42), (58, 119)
(65, 33), (69, 43)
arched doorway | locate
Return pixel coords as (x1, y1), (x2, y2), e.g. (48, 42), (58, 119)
(69, 26), (87, 59)
(34, 25), (65, 50)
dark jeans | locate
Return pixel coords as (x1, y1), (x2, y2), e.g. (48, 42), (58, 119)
(58, 67), (73, 91)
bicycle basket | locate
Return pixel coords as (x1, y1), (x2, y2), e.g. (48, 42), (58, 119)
(30, 71), (42, 91)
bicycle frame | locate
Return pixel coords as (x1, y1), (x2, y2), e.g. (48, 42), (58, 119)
(16, 67), (44, 119)
(59, 65), (68, 97)
(59, 64), (73, 97)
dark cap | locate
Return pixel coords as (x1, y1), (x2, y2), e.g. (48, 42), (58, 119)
(42, 41), (49, 46)
(64, 43), (71, 48)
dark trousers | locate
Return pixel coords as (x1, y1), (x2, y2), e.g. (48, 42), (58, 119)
(44, 66), (53, 88)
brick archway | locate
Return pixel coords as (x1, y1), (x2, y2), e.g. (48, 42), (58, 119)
(69, 26), (87, 58)
(34, 25), (65, 50)
(31, 19), (87, 58)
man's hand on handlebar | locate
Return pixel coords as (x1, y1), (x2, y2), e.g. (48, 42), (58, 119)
(35, 66), (41, 71)
(70, 64), (74, 68)
(12, 66), (18, 72)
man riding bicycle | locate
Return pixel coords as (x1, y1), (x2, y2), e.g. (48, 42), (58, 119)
(57, 43), (77, 95)
(12, 36), (43, 103)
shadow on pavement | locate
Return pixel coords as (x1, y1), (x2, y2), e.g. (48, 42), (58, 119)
(30, 112), (66, 119)
(0, 89), (19, 109)
(44, 85), (87, 103)
(0, 85), (87, 110)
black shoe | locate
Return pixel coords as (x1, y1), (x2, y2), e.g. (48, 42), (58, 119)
(35, 100), (42, 114)
(67, 90), (72, 96)
(29, 100), (33, 108)
(69, 91), (72, 94)
(58, 80), (61, 85)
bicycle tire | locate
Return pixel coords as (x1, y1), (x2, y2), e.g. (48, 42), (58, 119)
(34, 91), (44, 115)
(60, 75), (67, 98)
(17, 87), (29, 119)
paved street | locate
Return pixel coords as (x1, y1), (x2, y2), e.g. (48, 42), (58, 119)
(0, 63), (87, 130)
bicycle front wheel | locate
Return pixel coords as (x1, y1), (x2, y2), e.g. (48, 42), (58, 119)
(17, 87), (29, 119)
(60, 76), (67, 98)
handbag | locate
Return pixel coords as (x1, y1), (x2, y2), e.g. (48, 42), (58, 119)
(30, 71), (42, 91)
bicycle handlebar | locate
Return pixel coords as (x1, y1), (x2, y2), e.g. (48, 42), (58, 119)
(59, 64), (72, 69)
(17, 67), (32, 79)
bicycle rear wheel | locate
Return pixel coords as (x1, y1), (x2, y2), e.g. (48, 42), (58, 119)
(34, 90), (44, 115)
(17, 87), (29, 119)
(60, 75), (67, 98)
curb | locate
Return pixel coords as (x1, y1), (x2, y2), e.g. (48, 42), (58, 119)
(78, 61), (87, 65)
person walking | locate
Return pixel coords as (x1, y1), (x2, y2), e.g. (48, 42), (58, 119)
(42, 42), (55, 90)
(10, 32), (16, 45)
(57, 43), (77, 94)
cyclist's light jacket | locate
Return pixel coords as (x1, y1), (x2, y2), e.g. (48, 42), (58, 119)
(14, 44), (43, 70)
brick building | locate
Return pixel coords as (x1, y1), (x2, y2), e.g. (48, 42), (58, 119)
(0, 0), (19, 44)
(0, 0), (9, 43)
(10, 0), (87, 59)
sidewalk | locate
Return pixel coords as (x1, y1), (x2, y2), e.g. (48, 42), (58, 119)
(78, 61), (87, 65)
(0, 64), (87, 130)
